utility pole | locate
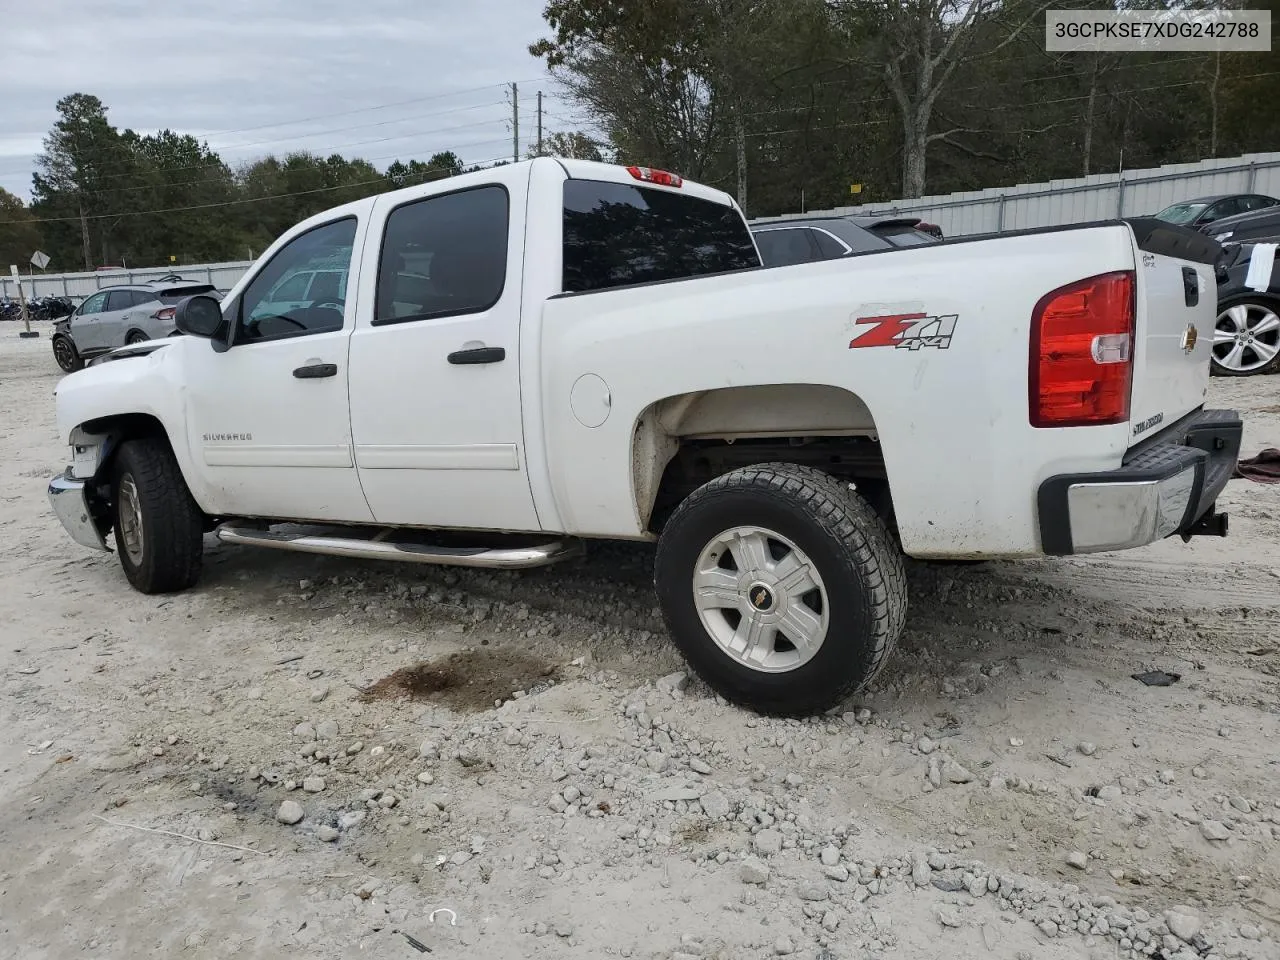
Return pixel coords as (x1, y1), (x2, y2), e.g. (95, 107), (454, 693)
(536, 91), (543, 157)
(79, 200), (91, 271)
(511, 82), (519, 163)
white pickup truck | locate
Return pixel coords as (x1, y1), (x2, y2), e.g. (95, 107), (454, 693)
(48, 157), (1242, 715)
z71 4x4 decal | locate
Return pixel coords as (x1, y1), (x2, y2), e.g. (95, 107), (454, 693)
(849, 312), (959, 351)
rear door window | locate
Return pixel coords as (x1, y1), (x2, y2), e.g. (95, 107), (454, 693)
(104, 291), (134, 311)
(373, 184), (509, 325)
(562, 179), (759, 293)
(754, 228), (820, 267)
(811, 229), (850, 258)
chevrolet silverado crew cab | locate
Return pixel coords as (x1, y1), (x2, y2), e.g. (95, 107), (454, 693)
(47, 157), (1242, 716)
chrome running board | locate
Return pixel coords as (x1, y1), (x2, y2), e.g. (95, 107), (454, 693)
(215, 524), (583, 569)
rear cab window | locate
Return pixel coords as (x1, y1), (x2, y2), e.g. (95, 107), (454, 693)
(561, 179), (759, 293)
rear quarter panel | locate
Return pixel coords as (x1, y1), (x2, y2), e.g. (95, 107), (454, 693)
(540, 225), (1141, 557)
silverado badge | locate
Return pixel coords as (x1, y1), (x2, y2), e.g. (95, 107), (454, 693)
(1181, 323), (1198, 354)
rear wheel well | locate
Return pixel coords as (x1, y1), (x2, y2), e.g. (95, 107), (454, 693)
(648, 436), (893, 536)
(632, 385), (894, 537)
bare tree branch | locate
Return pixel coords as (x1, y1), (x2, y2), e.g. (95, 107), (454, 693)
(933, 134), (1007, 161)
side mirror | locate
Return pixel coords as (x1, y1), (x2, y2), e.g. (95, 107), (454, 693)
(174, 293), (224, 339)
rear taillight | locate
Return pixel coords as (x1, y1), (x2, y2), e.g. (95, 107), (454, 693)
(154, 307), (175, 321)
(1029, 270), (1135, 428)
(627, 165), (683, 188)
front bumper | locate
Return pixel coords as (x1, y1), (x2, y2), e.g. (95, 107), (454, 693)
(1038, 408), (1243, 555)
(48, 469), (110, 552)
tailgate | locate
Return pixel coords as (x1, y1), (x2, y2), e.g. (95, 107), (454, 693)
(1125, 219), (1220, 447)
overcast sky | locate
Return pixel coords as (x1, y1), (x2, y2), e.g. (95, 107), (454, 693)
(0, 0), (576, 201)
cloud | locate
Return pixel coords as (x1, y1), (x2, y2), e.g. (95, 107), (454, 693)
(0, 0), (564, 199)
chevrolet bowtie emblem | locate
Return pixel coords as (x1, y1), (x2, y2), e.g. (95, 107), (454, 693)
(1181, 323), (1198, 354)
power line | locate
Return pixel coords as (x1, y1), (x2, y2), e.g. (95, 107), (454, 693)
(0, 96), (550, 183)
(1, 152), (520, 225)
(69, 133), (526, 202)
(0, 76), (563, 180)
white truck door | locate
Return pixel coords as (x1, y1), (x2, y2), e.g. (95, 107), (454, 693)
(180, 215), (375, 523)
(348, 176), (540, 531)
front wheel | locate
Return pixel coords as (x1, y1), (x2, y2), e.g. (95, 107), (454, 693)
(1211, 298), (1280, 376)
(654, 463), (907, 716)
(52, 335), (84, 373)
(110, 438), (205, 593)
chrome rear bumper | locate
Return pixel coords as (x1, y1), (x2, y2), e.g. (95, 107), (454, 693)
(1038, 408), (1242, 555)
(48, 470), (110, 551)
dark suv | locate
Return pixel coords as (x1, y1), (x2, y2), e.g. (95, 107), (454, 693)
(749, 215), (941, 268)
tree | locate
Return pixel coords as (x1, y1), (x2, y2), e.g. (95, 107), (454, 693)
(830, 0), (1054, 198)
(0, 188), (42, 269)
(529, 131), (606, 161)
(31, 93), (139, 269)
(531, 0), (724, 181)
(425, 151), (464, 179)
(115, 129), (239, 265)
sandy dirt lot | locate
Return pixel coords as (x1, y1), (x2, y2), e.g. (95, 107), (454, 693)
(2, 322), (1278, 960)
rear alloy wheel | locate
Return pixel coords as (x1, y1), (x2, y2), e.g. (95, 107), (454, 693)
(1212, 299), (1280, 376)
(52, 334), (84, 373)
(126, 330), (150, 345)
(654, 462), (907, 716)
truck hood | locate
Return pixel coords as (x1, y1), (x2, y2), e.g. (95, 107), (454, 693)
(87, 337), (176, 367)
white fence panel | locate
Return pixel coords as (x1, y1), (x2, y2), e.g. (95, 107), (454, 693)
(1, 261), (254, 303)
(754, 151), (1280, 238)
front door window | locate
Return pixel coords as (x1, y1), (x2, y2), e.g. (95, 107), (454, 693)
(238, 219), (357, 343)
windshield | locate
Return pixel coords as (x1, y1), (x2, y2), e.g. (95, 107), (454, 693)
(1155, 202), (1208, 224)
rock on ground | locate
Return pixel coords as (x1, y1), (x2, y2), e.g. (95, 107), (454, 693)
(276, 801), (304, 825)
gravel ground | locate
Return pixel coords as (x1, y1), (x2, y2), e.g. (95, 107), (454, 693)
(2, 323), (1279, 960)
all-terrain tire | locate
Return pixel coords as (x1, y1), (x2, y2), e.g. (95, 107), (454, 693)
(110, 438), (205, 593)
(654, 462), (907, 716)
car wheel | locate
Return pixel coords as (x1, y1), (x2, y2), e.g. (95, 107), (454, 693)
(654, 462), (907, 716)
(52, 334), (84, 373)
(126, 330), (150, 345)
(1211, 297), (1280, 376)
(110, 438), (205, 594)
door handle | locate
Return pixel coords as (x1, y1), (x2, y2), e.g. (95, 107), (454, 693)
(448, 346), (506, 365)
(293, 362), (338, 379)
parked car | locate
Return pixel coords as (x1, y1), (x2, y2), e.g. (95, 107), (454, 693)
(50, 277), (219, 372)
(1200, 204), (1280, 246)
(1153, 193), (1278, 229)
(1212, 241), (1280, 376)
(750, 214), (940, 267)
(45, 157), (1239, 716)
